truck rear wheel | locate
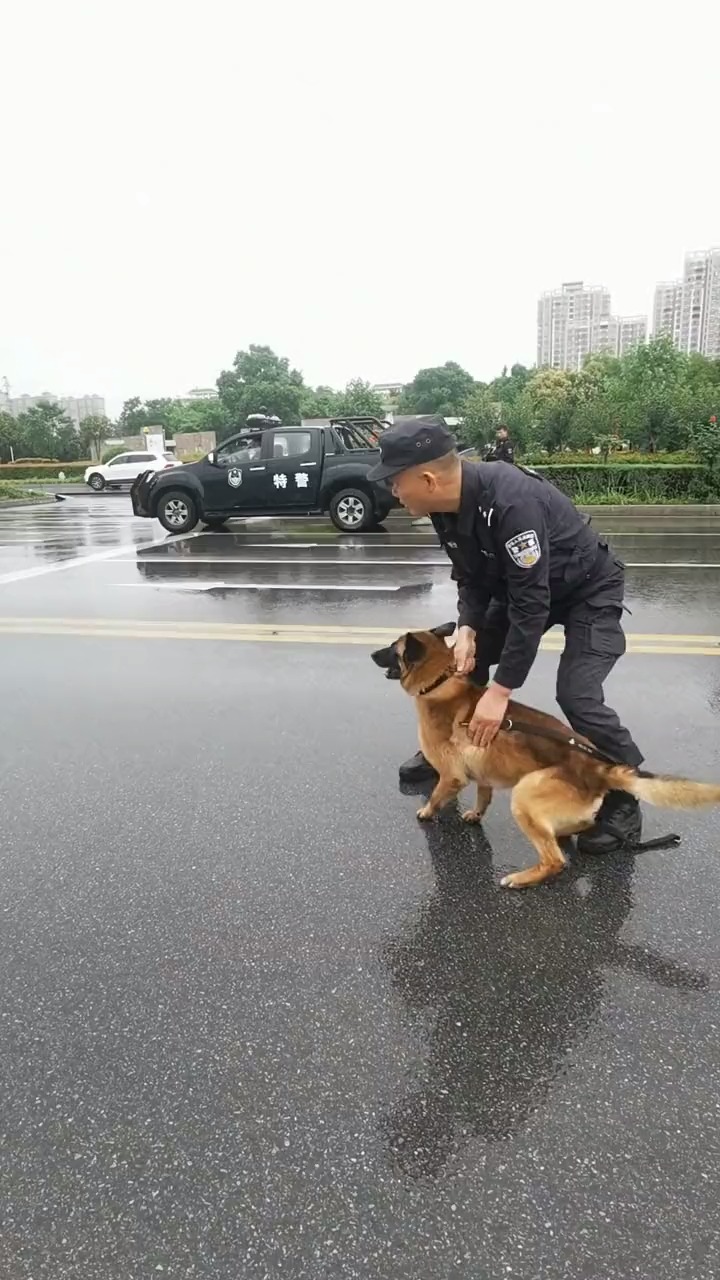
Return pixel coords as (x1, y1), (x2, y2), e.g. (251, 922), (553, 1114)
(156, 490), (199, 535)
(329, 488), (375, 533)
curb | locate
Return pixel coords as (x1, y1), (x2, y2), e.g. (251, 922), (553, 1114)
(580, 504), (720, 515)
(0, 498), (56, 510)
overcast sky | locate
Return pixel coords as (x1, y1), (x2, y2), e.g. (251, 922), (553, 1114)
(2, 0), (719, 416)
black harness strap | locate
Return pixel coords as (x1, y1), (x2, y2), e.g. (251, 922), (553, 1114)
(461, 713), (681, 856)
(498, 715), (620, 765)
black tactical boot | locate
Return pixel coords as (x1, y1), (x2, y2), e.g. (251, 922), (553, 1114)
(577, 790), (642, 855)
(398, 751), (438, 785)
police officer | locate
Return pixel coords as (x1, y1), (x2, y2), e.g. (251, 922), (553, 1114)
(484, 423), (515, 464)
(368, 416), (644, 854)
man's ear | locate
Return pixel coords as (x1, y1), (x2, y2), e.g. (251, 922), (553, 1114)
(431, 621), (457, 639)
(403, 633), (426, 666)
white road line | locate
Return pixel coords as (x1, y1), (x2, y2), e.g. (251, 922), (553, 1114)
(114, 581), (410, 593)
(117, 556), (447, 567)
(605, 531), (720, 537)
(117, 556), (720, 569)
(0, 533), (192, 586)
(622, 568), (720, 573)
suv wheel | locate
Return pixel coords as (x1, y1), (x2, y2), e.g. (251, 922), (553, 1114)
(88, 473), (105, 491)
(329, 488), (374, 533)
(156, 490), (199, 535)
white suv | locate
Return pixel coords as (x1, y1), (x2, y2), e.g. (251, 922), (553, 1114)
(84, 452), (181, 491)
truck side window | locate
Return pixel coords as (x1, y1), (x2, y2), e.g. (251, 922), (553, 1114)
(272, 432), (312, 459)
(216, 433), (263, 466)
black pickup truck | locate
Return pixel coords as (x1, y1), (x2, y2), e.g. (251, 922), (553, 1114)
(131, 417), (398, 534)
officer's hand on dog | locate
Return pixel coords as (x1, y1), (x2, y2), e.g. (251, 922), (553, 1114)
(468, 684), (511, 748)
(454, 625), (476, 675)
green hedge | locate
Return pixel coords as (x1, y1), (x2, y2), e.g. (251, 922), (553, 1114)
(0, 461), (89, 479)
(533, 463), (708, 503)
(0, 481), (41, 502)
(524, 450), (697, 467)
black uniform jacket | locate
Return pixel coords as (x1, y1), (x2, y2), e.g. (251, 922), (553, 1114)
(484, 438), (515, 464)
(431, 460), (605, 690)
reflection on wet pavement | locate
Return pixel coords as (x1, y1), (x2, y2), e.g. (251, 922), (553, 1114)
(384, 782), (707, 1180)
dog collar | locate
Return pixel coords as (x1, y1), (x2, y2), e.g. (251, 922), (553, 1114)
(418, 669), (456, 697)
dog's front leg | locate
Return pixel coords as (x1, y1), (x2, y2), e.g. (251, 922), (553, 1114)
(417, 774), (465, 821)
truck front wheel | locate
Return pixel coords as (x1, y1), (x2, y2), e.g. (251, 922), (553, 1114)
(329, 488), (375, 533)
(156, 490), (199, 535)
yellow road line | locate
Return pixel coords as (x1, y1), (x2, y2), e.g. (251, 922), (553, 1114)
(0, 618), (718, 656)
(1, 617), (720, 643)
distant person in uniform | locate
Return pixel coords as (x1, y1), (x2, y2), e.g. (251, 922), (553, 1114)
(484, 424), (515, 464)
(368, 416), (644, 854)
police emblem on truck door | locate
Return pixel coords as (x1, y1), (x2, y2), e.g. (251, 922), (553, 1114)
(228, 468), (242, 488)
(505, 529), (541, 568)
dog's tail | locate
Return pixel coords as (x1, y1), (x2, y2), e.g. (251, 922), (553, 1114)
(609, 765), (720, 810)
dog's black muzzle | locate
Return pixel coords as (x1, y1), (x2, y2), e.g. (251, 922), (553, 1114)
(371, 644), (401, 679)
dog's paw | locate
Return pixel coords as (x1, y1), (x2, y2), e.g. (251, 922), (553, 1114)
(461, 808), (484, 824)
(500, 872), (526, 890)
(416, 805), (434, 822)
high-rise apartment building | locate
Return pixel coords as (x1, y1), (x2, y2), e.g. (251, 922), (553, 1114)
(653, 248), (720, 358)
(617, 315), (648, 356)
(652, 281), (682, 346)
(537, 282), (611, 371)
(537, 282), (646, 370)
(4, 392), (106, 427)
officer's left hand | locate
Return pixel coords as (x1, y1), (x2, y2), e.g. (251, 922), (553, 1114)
(468, 684), (511, 749)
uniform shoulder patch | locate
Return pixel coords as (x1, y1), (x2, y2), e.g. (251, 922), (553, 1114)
(505, 529), (541, 568)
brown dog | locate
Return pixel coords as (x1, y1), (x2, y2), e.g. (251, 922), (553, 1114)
(372, 625), (720, 889)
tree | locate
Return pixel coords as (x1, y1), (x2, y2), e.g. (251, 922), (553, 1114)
(216, 344), (306, 426)
(167, 397), (233, 437)
(334, 378), (385, 418)
(524, 369), (581, 453)
(399, 361), (476, 417)
(142, 398), (177, 428)
(608, 339), (693, 452)
(14, 402), (79, 461)
(302, 385), (342, 419)
(487, 363), (533, 410)
(458, 386), (501, 449)
(0, 411), (24, 463)
(78, 414), (112, 460)
(117, 396), (150, 433)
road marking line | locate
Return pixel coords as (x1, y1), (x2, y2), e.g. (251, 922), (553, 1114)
(115, 582), (415, 593)
(0, 532), (194, 585)
(622, 568), (720, 573)
(120, 556), (448, 567)
(2, 617), (719, 641)
(604, 531), (720, 537)
(0, 618), (718, 654)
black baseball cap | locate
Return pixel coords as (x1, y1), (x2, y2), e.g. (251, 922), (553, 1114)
(367, 415), (457, 482)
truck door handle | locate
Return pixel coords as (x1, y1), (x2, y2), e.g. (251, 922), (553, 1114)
(300, 461), (317, 467)
(249, 466), (265, 472)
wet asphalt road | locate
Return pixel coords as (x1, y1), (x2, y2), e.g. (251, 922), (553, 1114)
(2, 496), (720, 1279)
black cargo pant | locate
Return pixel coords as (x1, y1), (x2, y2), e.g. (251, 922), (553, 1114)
(473, 554), (643, 768)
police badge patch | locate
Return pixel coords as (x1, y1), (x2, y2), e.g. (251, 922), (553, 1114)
(228, 468), (242, 488)
(505, 529), (541, 568)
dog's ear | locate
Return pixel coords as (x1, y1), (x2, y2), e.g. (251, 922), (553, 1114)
(403, 633), (426, 666)
(431, 621), (457, 639)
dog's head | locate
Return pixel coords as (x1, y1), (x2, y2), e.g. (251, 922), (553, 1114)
(371, 622), (456, 692)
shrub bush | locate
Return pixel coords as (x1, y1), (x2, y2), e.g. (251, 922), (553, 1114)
(523, 450), (697, 467)
(0, 480), (40, 501)
(0, 462), (89, 479)
(532, 463), (707, 503)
